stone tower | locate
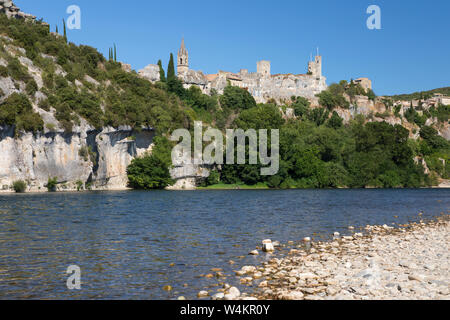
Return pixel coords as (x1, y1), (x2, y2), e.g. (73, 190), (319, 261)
(257, 60), (271, 77)
(315, 55), (322, 78)
(177, 38), (189, 74)
(308, 55), (322, 78)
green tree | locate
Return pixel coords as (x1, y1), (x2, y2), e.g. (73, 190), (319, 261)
(157, 59), (166, 82)
(13, 180), (27, 193)
(326, 111), (343, 129)
(292, 97), (310, 118)
(167, 53), (175, 81)
(234, 104), (284, 130)
(47, 177), (58, 192)
(219, 85), (257, 110)
(127, 137), (174, 189)
(0, 93), (43, 134)
(63, 19), (67, 43)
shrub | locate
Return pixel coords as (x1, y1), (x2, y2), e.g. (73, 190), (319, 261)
(292, 97), (310, 118)
(202, 170), (220, 186)
(220, 85), (257, 110)
(79, 145), (97, 166)
(76, 180), (84, 191)
(25, 78), (38, 96)
(47, 177), (58, 192)
(38, 98), (50, 111)
(7, 58), (31, 82)
(317, 90), (349, 110)
(13, 180), (27, 193)
(0, 65), (8, 77)
(127, 136), (174, 189)
(45, 123), (56, 131)
(0, 93), (44, 134)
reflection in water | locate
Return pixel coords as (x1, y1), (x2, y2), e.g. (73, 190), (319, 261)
(0, 189), (448, 299)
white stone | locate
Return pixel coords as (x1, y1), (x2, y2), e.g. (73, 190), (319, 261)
(197, 291), (209, 298)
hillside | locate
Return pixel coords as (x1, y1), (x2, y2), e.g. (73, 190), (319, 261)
(0, 8), (449, 192)
(389, 87), (450, 101)
(0, 14), (189, 135)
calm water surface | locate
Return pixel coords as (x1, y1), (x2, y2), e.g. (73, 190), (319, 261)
(0, 189), (448, 299)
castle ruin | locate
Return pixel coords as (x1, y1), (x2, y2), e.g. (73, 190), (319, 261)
(140, 39), (328, 103)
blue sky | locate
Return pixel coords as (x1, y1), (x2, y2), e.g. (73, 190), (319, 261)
(16, 0), (450, 96)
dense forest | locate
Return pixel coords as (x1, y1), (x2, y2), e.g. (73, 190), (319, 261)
(0, 15), (449, 190)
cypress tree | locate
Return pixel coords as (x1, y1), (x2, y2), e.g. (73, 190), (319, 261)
(157, 59), (166, 82)
(167, 53), (175, 81)
(114, 44), (117, 62)
(55, 25), (58, 34)
(63, 19), (67, 42)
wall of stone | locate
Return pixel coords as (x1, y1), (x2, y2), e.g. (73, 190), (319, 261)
(0, 125), (155, 192)
(0, 0), (35, 20)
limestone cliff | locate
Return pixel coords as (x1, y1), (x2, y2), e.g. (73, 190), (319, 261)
(0, 124), (155, 192)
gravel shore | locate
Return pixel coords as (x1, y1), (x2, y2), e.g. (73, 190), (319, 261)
(218, 215), (449, 300)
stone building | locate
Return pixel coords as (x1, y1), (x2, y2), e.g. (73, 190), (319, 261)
(354, 78), (372, 91)
(177, 38), (189, 75)
(0, 0), (36, 20)
(139, 39), (328, 103)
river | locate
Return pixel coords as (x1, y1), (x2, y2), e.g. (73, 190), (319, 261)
(0, 189), (448, 299)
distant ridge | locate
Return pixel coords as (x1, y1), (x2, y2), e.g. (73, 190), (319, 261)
(389, 87), (450, 101)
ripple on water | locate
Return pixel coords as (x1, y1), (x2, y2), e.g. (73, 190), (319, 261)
(0, 189), (448, 299)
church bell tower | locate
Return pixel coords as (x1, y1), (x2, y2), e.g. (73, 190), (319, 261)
(177, 38), (189, 74)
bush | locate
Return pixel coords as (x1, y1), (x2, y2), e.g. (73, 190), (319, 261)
(38, 98), (50, 111)
(201, 169), (220, 187)
(220, 85), (257, 110)
(76, 180), (84, 191)
(0, 93), (44, 134)
(79, 145), (97, 166)
(13, 180), (27, 193)
(47, 177), (58, 192)
(0, 65), (8, 77)
(127, 137), (174, 189)
(7, 58), (31, 82)
(292, 97), (310, 118)
(317, 90), (349, 110)
(25, 78), (38, 96)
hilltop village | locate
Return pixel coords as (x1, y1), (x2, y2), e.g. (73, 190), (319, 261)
(139, 39), (334, 104)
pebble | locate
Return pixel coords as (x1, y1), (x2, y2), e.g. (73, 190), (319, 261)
(197, 291), (209, 298)
(211, 292), (225, 300)
(235, 216), (450, 301)
(262, 239), (275, 252)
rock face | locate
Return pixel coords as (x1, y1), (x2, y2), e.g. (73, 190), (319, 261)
(0, 0), (36, 20)
(138, 64), (160, 82)
(168, 163), (210, 190)
(178, 69), (208, 91)
(0, 125), (155, 192)
(0, 123), (210, 192)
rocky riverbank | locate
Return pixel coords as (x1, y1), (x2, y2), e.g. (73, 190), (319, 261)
(211, 215), (449, 300)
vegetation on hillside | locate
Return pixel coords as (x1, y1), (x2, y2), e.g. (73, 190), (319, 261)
(389, 87), (450, 102)
(0, 14), (189, 134)
(0, 15), (448, 190)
